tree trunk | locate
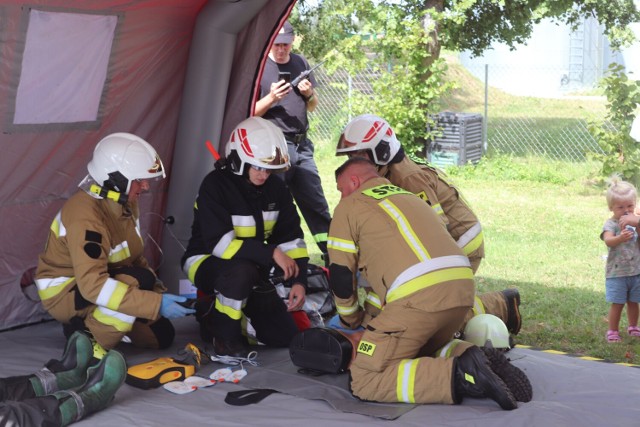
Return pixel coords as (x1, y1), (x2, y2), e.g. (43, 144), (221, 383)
(418, 0), (444, 150)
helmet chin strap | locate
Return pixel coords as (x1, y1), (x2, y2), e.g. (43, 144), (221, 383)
(89, 184), (128, 205)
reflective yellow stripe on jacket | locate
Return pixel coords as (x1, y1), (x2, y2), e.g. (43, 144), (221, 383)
(456, 222), (483, 256)
(278, 238), (309, 260)
(213, 230), (243, 259)
(263, 211), (278, 238)
(314, 232), (328, 245)
(96, 278), (129, 312)
(50, 211), (66, 238)
(386, 255), (472, 303)
(108, 241), (131, 263)
(379, 199), (430, 261)
(183, 254), (211, 284)
(327, 237), (357, 254)
(232, 215), (256, 238)
(35, 276), (75, 300)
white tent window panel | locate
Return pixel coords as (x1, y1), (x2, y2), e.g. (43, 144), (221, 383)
(14, 10), (117, 125)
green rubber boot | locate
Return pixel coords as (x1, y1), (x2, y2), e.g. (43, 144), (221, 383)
(29, 331), (93, 396)
(56, 349), (127, 426)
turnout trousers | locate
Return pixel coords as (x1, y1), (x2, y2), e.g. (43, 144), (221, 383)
(278, 138), (331, 254)
(350, 299), (473, 404)
(192, 257), (298, 347)
(46, 266), (175, 351)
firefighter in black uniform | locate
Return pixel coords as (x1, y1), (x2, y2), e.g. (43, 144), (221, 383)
(181, 117), (309, 357)
(255, 20), (331, 260)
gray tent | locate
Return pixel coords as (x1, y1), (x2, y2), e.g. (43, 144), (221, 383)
(4, 4), (640, 425)
(0, 0), (295, 330)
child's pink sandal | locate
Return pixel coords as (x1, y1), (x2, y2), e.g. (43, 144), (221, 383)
(607, 330), (622, 342)
(628, 326), (640, 337)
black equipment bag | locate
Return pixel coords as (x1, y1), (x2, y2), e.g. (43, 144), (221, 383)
(289, 327), (352, 375)
(303, 264), (335, 317)
(279, 264), (335, 326)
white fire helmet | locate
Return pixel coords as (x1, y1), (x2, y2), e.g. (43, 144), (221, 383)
(87, 132), (165, 195)
(225, 117), (290, 176)
(463, 314), (511, 349)
(336, 114), (401, 165)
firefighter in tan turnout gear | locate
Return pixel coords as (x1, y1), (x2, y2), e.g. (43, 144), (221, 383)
(336, 114), (521, 338)
(36, 133), (194, 359)
(327, 157), (518, 409)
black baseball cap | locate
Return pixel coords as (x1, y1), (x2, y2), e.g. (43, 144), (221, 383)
(275, 21), (294, 44)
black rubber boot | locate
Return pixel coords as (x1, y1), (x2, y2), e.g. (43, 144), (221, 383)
(213, 337), (250, 358)
(207, 307), (249, 358)
(501, 288), (521, 335)
(29, 331), (94, 396)
(194, 296), (215, 343)
(453, 346), (517, 410)
(55, 349), (127, 427)
(481, 347), (532, 402)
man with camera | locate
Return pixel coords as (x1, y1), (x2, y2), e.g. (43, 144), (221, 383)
(255, 20), (331, 264)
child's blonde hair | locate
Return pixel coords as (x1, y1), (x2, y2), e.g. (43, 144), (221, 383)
(606, 175), (637, 209)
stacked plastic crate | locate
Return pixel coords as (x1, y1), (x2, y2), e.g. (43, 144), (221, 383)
(426, 112), (483, 167)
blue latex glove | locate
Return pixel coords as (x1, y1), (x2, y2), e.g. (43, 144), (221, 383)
(160, 294), (196, 319)
(326, 314), (364, 335)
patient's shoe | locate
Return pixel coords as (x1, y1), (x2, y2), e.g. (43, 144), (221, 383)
(30, 331), (94, 396)
(55, 349), (127, 426)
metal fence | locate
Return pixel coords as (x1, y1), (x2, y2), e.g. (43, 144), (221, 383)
(308, 63), (608, 162)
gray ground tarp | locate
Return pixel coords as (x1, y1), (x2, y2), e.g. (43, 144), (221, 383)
(2, 318), (640, 426)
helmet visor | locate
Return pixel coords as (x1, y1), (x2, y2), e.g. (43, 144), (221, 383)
(258, 145), (289, 171)
(336, 133), (358, 153)
(148, 155), (164, 176)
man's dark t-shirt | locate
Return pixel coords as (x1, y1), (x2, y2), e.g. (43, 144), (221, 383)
(260, 53), (317, 135)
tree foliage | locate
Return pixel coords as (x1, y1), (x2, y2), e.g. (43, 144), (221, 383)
(292, 0), (640, 156)
(588, 64), (640, 187)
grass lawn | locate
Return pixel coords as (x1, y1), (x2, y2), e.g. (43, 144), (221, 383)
(303, 147), (640, 365)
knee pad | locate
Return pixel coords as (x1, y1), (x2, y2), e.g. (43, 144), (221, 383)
(150, 317), (175, 349)
(289, 328), (353, 375)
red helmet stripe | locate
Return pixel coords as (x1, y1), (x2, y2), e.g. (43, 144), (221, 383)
(238, 129), (254, 158)
(362, 121), (384, 143)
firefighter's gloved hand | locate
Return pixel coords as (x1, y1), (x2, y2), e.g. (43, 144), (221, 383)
(327, 314), (364, 335)
(160, 294), (196, 319)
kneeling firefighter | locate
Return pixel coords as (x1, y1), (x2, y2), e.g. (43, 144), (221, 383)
(181, 117), (309, 358)
(302, 156), (520, 409)
(291, 314), (532, 404)
(336, 114), (523, 341)
(36, 133), (195, 360)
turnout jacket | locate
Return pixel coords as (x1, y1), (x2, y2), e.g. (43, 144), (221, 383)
(182, 168), (309, 287)
(35, 190), (161, 320)
(379, 156), (484, 259)
(327, 177), (475, 328)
